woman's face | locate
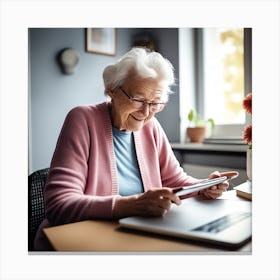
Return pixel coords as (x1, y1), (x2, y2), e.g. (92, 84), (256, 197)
(109, 74), (166, 131)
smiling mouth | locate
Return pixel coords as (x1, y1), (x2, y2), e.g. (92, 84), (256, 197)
(130, 115), (145, 122)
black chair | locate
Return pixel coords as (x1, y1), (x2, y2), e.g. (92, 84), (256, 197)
(28, 167), (49, 251)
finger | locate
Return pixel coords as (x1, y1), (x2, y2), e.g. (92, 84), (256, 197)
(213, 189), (224, 195)
(158, 188), (181, 205)
(208, 171), (237, 192)
(148, 198), (170, 216)
(217, 182), (229, 191)
(209, 171), (239, 181)
(143, 207), (167, 217)
(219, 171), (239, 180)
(206, 188), (222, 194)
(206, 187), (224, 196)
(209, 171), (221, 179)
(158, 197), (172, 211)
(154, 208), (168, 217)
(204, 190), (223, 199)
(172, 195), (181, 205)
(210, 182), (227, 189)
(201, 190), (215, 199)
(210, 181), (228, 191)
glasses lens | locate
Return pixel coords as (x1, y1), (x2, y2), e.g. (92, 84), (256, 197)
(132, 100), (145, 109)
(150, 103), (165, 112)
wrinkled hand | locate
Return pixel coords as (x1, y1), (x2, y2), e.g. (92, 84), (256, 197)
(113, 188), (181, 218)
(134, 188), (181, 216)
(199, 171), (230, 199)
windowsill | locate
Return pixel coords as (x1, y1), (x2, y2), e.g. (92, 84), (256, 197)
(170, 142), (248, 153)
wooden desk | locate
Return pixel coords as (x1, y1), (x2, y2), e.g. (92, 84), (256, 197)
(43, 190), (252, 253)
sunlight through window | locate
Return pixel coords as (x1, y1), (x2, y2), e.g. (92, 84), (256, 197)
(203, 28), (245, 125)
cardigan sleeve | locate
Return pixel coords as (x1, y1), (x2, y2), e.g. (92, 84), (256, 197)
(152, 118), (202, 197)
(44, 107), (119, 226)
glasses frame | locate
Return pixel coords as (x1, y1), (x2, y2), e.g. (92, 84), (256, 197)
(118, 86), (166, 113)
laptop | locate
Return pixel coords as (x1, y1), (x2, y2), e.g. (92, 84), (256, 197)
(119, 196), (252, 249)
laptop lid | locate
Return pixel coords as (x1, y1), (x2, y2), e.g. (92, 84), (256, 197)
(119, 196), (252, 249)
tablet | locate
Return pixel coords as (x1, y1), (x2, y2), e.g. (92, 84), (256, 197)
(173, 176), (228, 197)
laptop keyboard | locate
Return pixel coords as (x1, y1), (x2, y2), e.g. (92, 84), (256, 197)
(192, 212), (251, 233)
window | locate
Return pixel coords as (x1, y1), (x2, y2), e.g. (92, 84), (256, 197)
(203, 28), (245, 125)
(179, 28), (251, 141)
(202, 28), (253, 139)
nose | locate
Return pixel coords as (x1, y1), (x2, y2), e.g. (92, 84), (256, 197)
(140, 103), (150, 116)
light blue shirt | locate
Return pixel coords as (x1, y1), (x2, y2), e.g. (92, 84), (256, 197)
(112, 127), (144, 196)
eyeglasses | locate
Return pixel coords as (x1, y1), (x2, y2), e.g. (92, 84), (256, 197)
(118, 86), (166, 113)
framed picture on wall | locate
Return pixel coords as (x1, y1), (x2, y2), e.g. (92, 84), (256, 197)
(85, 28), (116, 56)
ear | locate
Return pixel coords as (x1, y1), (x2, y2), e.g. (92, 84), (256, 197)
(106, 87), (116, 99)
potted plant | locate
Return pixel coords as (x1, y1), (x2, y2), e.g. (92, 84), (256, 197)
(186, 109), (215, 143)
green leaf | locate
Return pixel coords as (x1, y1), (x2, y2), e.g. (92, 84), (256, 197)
(188, 109), (195, 122)
(207, 118), (215, 130)
(187, 109), (215, 130)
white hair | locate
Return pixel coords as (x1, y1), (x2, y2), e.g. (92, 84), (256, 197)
(103, 47), (175, 101)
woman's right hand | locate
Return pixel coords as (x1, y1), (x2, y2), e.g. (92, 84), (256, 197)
(112, 188), (181, 219)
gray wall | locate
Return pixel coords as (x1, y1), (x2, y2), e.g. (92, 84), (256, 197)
(149, 29), (180, 143)
(29, 28), (180, 173)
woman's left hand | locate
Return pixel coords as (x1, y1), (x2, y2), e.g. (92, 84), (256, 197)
(199, 171), (229, 199)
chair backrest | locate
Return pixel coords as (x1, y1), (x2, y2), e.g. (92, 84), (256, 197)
(28, 167), (49, 251)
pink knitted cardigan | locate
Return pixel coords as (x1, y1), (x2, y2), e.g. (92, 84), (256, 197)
(34, 102), (200, 249)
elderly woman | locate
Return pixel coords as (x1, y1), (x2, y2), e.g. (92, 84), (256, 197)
(34, 47), (230, 250)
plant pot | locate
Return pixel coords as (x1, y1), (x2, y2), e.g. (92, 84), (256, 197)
(186, 127), (206, 143)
